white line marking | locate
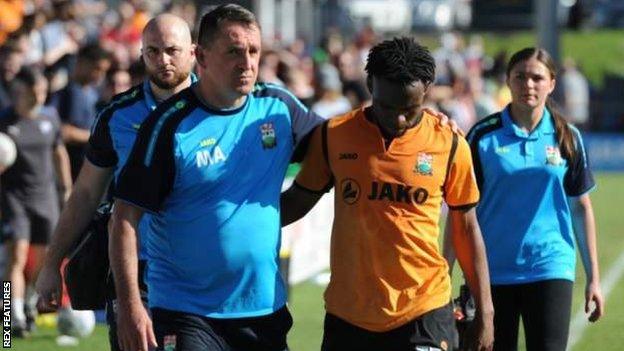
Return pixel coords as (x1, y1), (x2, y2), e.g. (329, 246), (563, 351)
(568, 251), (624, 349)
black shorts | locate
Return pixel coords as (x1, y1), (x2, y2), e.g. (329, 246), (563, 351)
(152, 306), (292, 351)
(322, 303), (455, 351)
(1, 190), (58, 245)
(106, 260), (148, 351)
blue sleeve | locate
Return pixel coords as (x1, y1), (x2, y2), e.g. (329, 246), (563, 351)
(257, 84), (323, 144)
(564, 126), (595, 196)
(254, 84), (324, 162)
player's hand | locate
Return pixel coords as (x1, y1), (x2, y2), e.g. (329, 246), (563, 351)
(117, 301), (157, 351)
(424, 107), (464, 136)
(464, 311), (494, 351)
(585, 280), (604, 322)
(35, 264), (63, 312)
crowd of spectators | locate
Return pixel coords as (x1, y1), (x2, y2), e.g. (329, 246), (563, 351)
(1, 1), (601, 162)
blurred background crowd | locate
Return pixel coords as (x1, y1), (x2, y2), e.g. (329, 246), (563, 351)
(1, 1), (622, 169)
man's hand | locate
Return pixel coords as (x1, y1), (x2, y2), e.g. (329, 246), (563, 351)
(117, 302), (157, 351)
(35, 265), (63, 312)
(585, 280), (604, 322)
(464, 311), (494, 351)
(423, 107), (464, 135)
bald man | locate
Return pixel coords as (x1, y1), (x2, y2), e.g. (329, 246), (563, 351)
(35, 13), (196, 350)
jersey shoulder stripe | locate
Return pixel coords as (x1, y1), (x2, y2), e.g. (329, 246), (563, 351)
(466, 112), (503, 190)
(141, 88), (196, 166)
(253, 82), (309, 112)
(91, 84), (144, 134)
(466, 112), (503, 144)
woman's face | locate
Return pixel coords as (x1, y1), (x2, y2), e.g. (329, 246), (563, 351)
(13, 77), (48, 111)
(507, 56), (555, 110)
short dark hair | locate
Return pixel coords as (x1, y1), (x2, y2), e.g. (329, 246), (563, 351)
(0, 42), (22, 58)
(77, 43), (112, 63)
(365, 37), (435, 86)
(197, 4), (259, 47)
(14, 66), (45, 87)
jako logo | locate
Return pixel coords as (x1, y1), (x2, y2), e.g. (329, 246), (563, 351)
(367, 181), (428, 204)
(196, 146), (227, 168)
(340, 178), (360, 205)
(339, 153), (358, 160)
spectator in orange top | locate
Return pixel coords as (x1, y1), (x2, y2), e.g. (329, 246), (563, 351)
(0, 0), (24, 45)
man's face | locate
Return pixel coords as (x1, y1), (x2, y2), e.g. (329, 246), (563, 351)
(90, 59), (112, 86)
(197, 21), (261, 100)
(142, 24), (195, 89)
(1, 52), (23, 82)
(110, 70), (132, 95)
(369, 76), (428, 138)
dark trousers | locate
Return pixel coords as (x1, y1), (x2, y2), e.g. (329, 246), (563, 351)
(152, 306), (292, 351)
(322, 303), (455, 351)
(491, 279), (573, 351)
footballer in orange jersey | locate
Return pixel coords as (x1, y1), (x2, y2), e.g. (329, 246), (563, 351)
(281, 37), (494, 351)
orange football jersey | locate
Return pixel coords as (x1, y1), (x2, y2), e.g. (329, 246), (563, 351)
(295, 108), (479, 331)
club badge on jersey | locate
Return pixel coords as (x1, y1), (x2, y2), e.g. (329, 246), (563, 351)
(415, 152), (433, 176)
(546, 145), (564, 166)
(163, 334), (177, 351)
(260, 123), (277, 149)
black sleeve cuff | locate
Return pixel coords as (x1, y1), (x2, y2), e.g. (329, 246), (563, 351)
(85, 152), (117, 168)
(293, 179), (334, 195)
(448, 202), (478, 211)
(113, 196), (160, 215)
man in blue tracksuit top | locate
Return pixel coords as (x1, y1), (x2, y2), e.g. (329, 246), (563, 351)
(110, 4), (323, 351)
(36, 14), (197, 351)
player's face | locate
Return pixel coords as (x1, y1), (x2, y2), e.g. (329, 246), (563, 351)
(142, 25), (195, 89)
(507, 56), (555, 110)
(369, 76), (428, 138)
(197, 21), (261, 100)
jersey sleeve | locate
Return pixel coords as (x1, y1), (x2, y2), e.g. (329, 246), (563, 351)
(444, 134), (480, 209)
(564, 127), (596, 196)
(294, 122), (334, 193)
(85, 110), (118, 168)
(114, 102), (186, 213)
(290, 100), (324, 147)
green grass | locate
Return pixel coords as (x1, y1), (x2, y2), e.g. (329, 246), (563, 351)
(12, 173), (624, 350)
(574, 273), (624, 348)
(479, 29), (624, 88)
(569, 173), (624, 350)
(12, 325), (110, 351)
(415, 29), (624, 88)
